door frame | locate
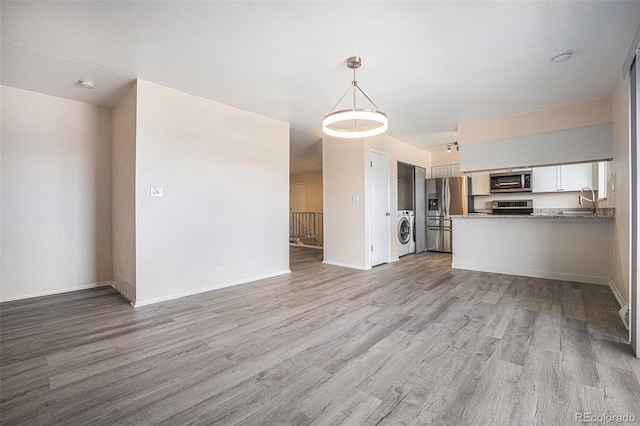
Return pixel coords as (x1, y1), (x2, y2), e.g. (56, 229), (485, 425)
(630, 55), (639, 356)
(367, 148), (391, 269)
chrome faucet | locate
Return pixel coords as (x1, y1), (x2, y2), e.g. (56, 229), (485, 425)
(578, 187), (596, 216)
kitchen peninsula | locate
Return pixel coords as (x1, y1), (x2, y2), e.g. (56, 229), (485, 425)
(451, 210), (614, 286)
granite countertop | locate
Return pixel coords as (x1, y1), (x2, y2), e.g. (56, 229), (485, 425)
(452, 208), (614, 220)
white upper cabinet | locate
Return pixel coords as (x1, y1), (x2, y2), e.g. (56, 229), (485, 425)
(431, 164), (461, 178)
(431, 165), (450, 178)
(532, 163), (594, 193)
(561, 163), (593, 192)
(471, 171), (491, 195)
(532, 166), (558, 193)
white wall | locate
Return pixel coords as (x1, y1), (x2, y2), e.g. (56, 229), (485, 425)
(111, 83), (137, 301)
(1, 86), (112, 301)
(133, 80), (290, 305)
(290, 171), (323, 213)
(322, 137), (366, 269)
(611, 76), (631, 304)
(323, 134), (430, 269)
(431, 147), (460, 168)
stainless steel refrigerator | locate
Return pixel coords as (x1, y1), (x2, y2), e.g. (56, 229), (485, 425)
(426, 176), (472, 253)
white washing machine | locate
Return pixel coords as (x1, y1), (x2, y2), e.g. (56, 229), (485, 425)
(409, 211), (416, 254)
(397, 210), (411, 257)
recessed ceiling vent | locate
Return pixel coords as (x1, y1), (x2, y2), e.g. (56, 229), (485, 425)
(551, 52), (573, 63)
(78, 79), (96, 89)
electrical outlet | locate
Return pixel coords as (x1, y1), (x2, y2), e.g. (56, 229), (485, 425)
(150, 186), (163, 197)
(568, 197), (574, 205)
(217, 255), (223, 265)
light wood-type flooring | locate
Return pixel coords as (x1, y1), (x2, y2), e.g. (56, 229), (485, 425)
(1, 247), (639, 425)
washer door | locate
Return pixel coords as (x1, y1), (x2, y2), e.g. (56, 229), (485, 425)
(398, 217), (411, 245)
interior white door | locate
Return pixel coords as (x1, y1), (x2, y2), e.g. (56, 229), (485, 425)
(289, 183), (306, 212)
(370, 150), (390, 267)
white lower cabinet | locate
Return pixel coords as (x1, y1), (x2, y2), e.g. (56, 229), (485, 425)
(532, 163), (594, 193)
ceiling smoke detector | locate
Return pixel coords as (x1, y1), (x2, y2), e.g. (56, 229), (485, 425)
(551, 52), (573, 63)
(78, 79), (96, 89)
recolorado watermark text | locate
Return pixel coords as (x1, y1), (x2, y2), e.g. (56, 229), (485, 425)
(575, 412), (637, 423)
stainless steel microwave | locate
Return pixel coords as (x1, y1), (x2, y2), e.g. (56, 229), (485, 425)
(489, 171), (532, 193)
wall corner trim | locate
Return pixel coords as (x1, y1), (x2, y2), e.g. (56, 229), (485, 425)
(608, 280), (626, 308)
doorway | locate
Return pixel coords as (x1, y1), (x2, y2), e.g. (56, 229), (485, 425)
(397, 161), (427, 256)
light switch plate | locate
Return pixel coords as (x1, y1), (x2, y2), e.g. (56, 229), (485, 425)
(352, 194), (360, 203)
(151, 186), (163, 197)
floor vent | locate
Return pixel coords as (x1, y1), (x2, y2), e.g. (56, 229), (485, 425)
(113, 275), (134, 302)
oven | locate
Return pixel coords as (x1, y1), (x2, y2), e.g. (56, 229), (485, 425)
(491, 199), (533, 215)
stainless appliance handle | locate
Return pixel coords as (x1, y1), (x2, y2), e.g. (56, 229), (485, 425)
(494, 182), (521, 187)
(446, 179), (451, 216)
(440, 179), (444, 216)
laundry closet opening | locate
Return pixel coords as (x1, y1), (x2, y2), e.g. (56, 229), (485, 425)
(397, 162), (426, 258)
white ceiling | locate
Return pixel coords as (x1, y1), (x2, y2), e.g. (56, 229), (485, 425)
(2, 1), (639, 174)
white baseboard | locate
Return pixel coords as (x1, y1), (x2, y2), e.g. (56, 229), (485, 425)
(322, 260), (370, 271)
(451, 262), (609, 285)
(608, 280), (626, 308)
(132, 270), (292, 308)
(0, 281), (113, 303)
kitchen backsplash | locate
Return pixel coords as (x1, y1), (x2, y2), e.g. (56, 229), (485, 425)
(473, 190), (611, 211)
(475, 207), (615, 216)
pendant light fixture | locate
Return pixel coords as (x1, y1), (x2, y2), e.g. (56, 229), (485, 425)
(322, 56), (388, 139)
